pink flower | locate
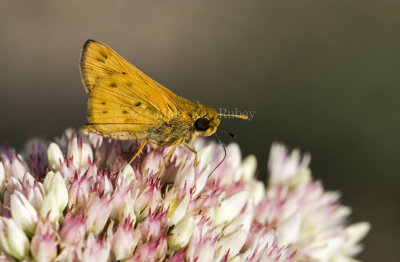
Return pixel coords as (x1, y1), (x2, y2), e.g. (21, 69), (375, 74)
(109, 218), (139, 260)
(137, 209), (168, 241)
(79, 234), (110, 262)
(85, 193), (112, 234)
(60, 211), (86, 246)
(68, 171), (92, 209)
(186, 217), (218, 262)
(127, 236), (168, 262)
(0, 129), (369, 261)
(31, 216), (57, 262)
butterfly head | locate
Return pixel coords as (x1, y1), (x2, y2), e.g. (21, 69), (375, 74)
(192, 103), (249, 139)
(192, 105), (221, 138)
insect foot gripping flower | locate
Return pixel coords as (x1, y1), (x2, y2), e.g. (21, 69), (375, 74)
(0, 129), (370, 261)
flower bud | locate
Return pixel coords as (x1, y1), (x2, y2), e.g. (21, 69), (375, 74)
(168, 215), (195, 252)
(116, 164), (135, 186)
(86, 195), (112, 234)
(81, 233), (110, 262)
(0, 217), (30, 260)
(0, 162), (5, 200)
(214, 191), (249, 226)
(268, 143), (310, 185)
(25, 180), (45, 211)
(47, 143), (63, 171)
(31, 217), (57, 262)
(110, 219), (139, 260)
(119, 203), (137, 224)
(40, 191), (60, 223)
(345, 222), (371, 247)
(60, 211), (86, 246)
(67, 134), (93, 170)
(10, 154), (29, 181)
(186, 217), (218, 262)
(277, 213), (301, 246)
(68, 172), (91, 209)
(215, 230), (248, 261)
(166, 192), (190, 226)
(10, 191), (38, 235)
(223, 203), (254, 236)
(43, 171), (68, 213)
(239, 155), (257, 182)
(249, 180), (265, 205)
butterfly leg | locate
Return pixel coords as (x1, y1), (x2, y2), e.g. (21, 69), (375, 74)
(182, 144), (198, 193)
(128, 140), (148, 165)
(159, 137), (184, 177)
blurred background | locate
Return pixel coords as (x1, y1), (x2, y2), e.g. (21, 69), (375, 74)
(1, 0), (399, 260)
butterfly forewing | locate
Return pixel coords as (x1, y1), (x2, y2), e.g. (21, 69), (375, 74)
(80, 40), (181, 116)
(80, 40), (190, 140)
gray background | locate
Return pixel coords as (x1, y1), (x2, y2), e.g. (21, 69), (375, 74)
(1, 0), (399, 260)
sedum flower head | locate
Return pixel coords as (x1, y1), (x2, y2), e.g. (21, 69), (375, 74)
(0, 128), (369, 261)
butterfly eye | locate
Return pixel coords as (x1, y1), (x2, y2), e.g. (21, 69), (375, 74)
(194, 117), (210, 131)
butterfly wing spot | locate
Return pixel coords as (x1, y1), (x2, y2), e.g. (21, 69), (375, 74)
(135, 102), (142, 107)
(122, 72), (127, 75)
(104, 69), (116, 75)
(122, 110), (128, 114)
(103, 110), (107, 114)
(101, 102), (106, 105)
(110, 83), (117, 88)
(127, 82), (133, 87)
(99, 51), (108, 59)
(96, 58), (105, 63)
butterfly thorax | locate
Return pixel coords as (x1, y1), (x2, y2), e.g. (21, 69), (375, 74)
(146, 103), (220, 148)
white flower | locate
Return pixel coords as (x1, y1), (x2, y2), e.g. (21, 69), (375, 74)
(119, 202), (137, 224)
(116, 164), (135, 186)
(10, 191), (38, 235)
(239, 155), (257, 182)
(268, 142), (311, 185)
(214, 191), (249, 226)
(43, 171), (68, 212)
(223, 202), (254, 236)
(0, 217), (30, 260)
(168, 215), (195, 252)
(277, 213), (301, 246)
(67, 133), (93, 170)
(47, 143), (64, 171)
(40, 191), (60, 223)
(109, 219), (139, 260)
(167, 192), (190, 226)
(249, 180), (265, 205)
(215, 229), (248, 260)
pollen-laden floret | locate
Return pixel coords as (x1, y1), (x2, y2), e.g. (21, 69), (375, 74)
(0, 128), (369, 261)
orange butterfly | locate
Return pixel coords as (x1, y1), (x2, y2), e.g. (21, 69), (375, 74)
(80, 40), (247, 175)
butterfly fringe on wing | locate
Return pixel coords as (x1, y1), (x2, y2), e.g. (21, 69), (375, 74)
(79, 39), (221, 151)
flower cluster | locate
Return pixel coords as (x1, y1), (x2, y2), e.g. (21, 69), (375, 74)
(0, 129), (369, 261)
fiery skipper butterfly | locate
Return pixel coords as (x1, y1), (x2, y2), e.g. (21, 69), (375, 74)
(80, 40), (247, 175)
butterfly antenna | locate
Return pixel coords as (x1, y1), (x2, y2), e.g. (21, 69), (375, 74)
(208, 132), (227, 177)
